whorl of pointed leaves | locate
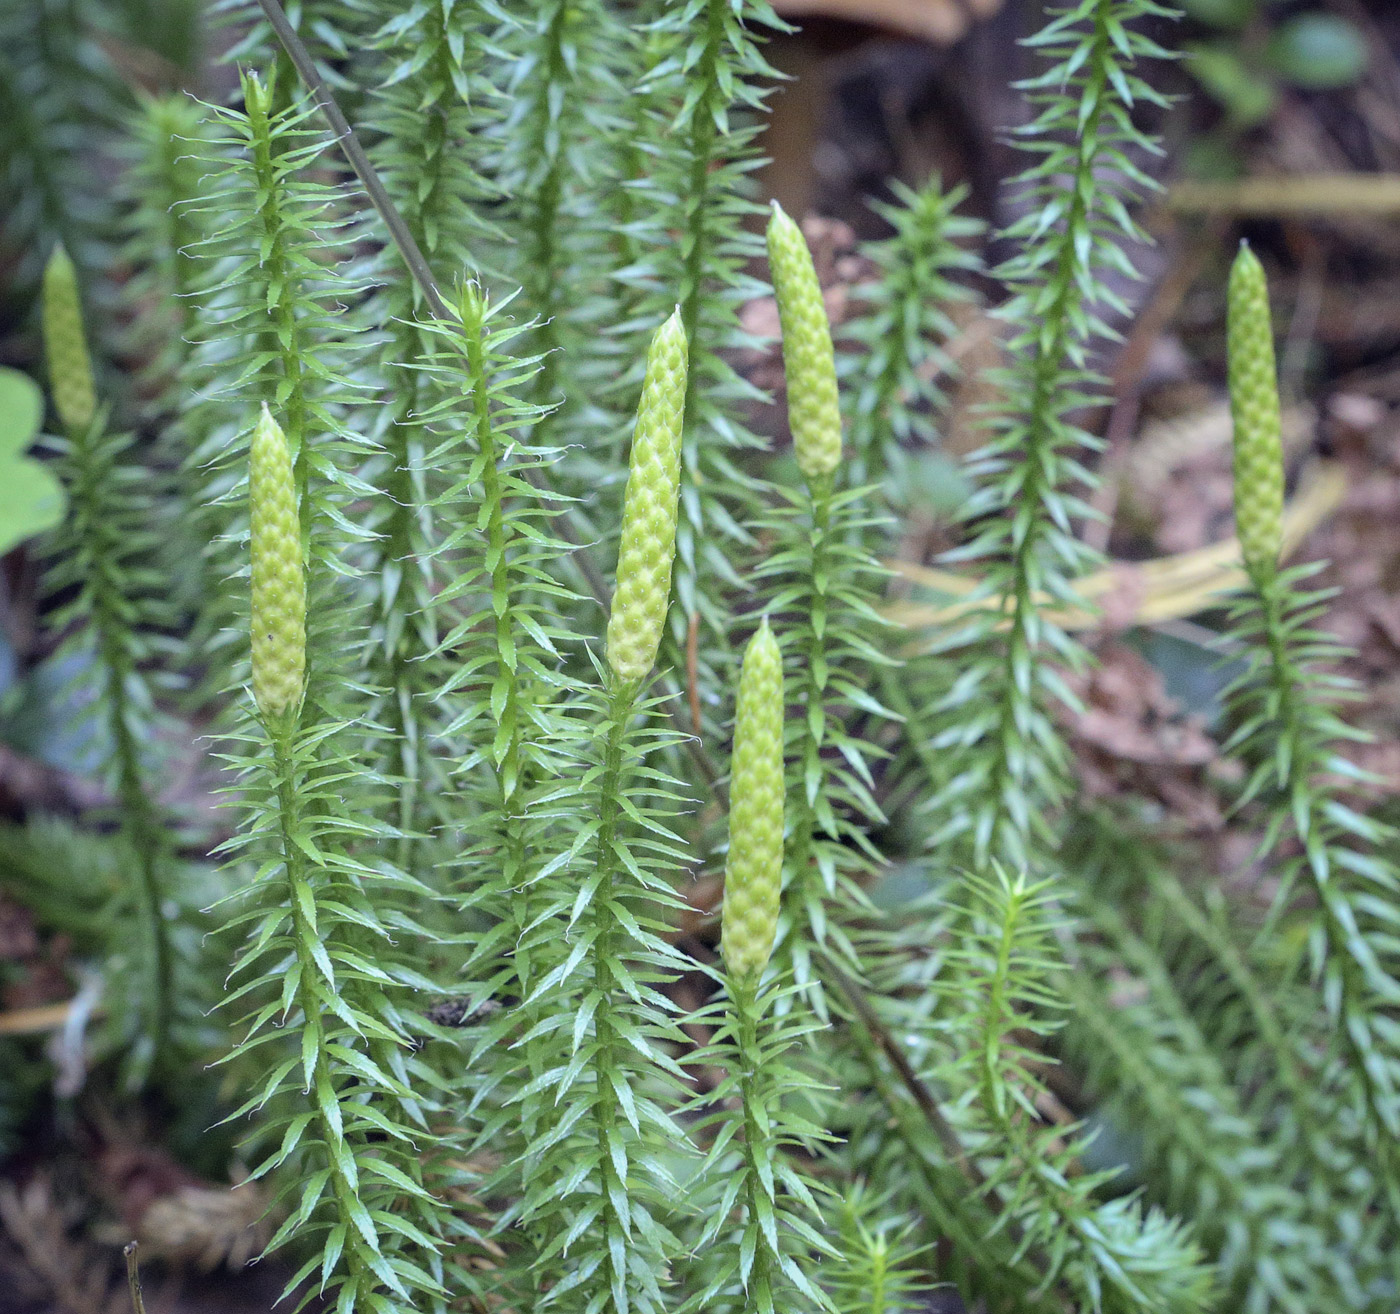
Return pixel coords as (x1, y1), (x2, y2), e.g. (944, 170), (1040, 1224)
(1227, 243), (1285, 580)
(0, 0), (127, 294)
(722, 619), (786, 982)
(841, 175), (983, 492)
(767, 202), (842, 484)
(1062, 816), (1379, 1309)
(39, 253), (183, 1081)
(950, 869), (1216, 1312)
(121, 93), (207, 385)
(492, 0), (625, 431)
(1217, 291), (1400, 1206)
(249, 406), (305, 722)
(931, 0), (1174, 869)
(606, 309), (688, 682)
(41, 244), (97, 432)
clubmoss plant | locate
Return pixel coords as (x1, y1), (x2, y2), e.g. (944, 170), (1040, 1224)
(953, 869), (1215, 1312)
(40, 243), (180, 1081)
(1221, 242), (1400, 1207)
(840, 176), (982, 496)
(767, 202), (841, 485)
(121, 92), (208, 416)
(304, 0), (506, 864)
(14, 0), (1400, 1309)
(693, 621), (835, 1314)
(120, 92), (217, 619)
(540, 307), (695, 1313)
(224, 402), (455, 1314)
(411, 278), (593, 1309)
(927, 0), (1176, 871)
(0, 0), (127, 292)
(761, 204), (892, 1016)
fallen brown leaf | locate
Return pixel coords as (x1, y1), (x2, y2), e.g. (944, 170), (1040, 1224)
(772, 0), (1003, 44)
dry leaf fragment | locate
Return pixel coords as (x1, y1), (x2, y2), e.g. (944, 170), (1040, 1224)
(772, 0), (1003, 45)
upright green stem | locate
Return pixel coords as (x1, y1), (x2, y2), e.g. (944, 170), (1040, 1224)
(269, 726), (373, 1296)
(375, 396), (430, 866)
(367, 10), (481, 869)
(783, 476), (838, 993)
(469, 328), (524, 804)
(67, 421), (171, 1071)
(246, 80), (312, 518)
(732, 978), (777, 1312)
(519, 0), (573, 423)
(95, 578), (170, 1066)
(586, 678), (640, 1308)
(866, 1234), (888, 1314)
(977, 887), (1204, 1311)
(677, 0), (725, 367)
(1251, 568), (1400, 1190)
(460, 313), (533, 965)
(977, 5), (1113, 868)
(104, 643), (171, 1067)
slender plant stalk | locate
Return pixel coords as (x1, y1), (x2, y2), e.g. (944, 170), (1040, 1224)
(1225, 242), (1400, 1199)
(43, 245), (174, 1074)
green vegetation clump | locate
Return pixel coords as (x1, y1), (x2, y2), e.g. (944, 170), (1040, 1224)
(0, 2), (1397, 1312)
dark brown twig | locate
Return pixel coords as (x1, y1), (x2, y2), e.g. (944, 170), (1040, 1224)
(123, 1243), (148, 1314)
(818, 950), (981, 1189)
(253, 0), (451, 322)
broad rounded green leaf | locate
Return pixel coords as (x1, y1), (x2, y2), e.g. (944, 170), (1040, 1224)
(0, 460), (66, 555)
(0, 369), (43, 460)
(1267, 14), (1368, 90)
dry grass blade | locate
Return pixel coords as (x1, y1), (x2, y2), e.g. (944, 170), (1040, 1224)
(886, 461), (1346, 639)
(1168, 175), (1400, 216)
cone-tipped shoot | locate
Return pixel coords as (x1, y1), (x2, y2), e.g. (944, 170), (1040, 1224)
(722, 620), (786, 983)
(605, 308), (688, 683)
(250, 405), (305, 722)
(41, 244), (97, 432)
(767, 201), (842, 485)
(1227, 242), (1285, 580)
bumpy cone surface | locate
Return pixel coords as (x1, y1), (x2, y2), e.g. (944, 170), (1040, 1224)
(722, 620), (786, 982)
(767, 202), (841, 483)
(1227, 243), (1285, 579)
(41, 245), (96, 432)
(250, 405), (306, 720)
(606, 309), (689, 682)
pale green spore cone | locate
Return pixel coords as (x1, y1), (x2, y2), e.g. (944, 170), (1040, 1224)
(767, 202), (842, 484)
(41, 245), (96, 433)
(250, 405), (306, 722)
(605, 309), (688, 683)
(722, 620), (786, 982)
(1227, 242), (1285, 580)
